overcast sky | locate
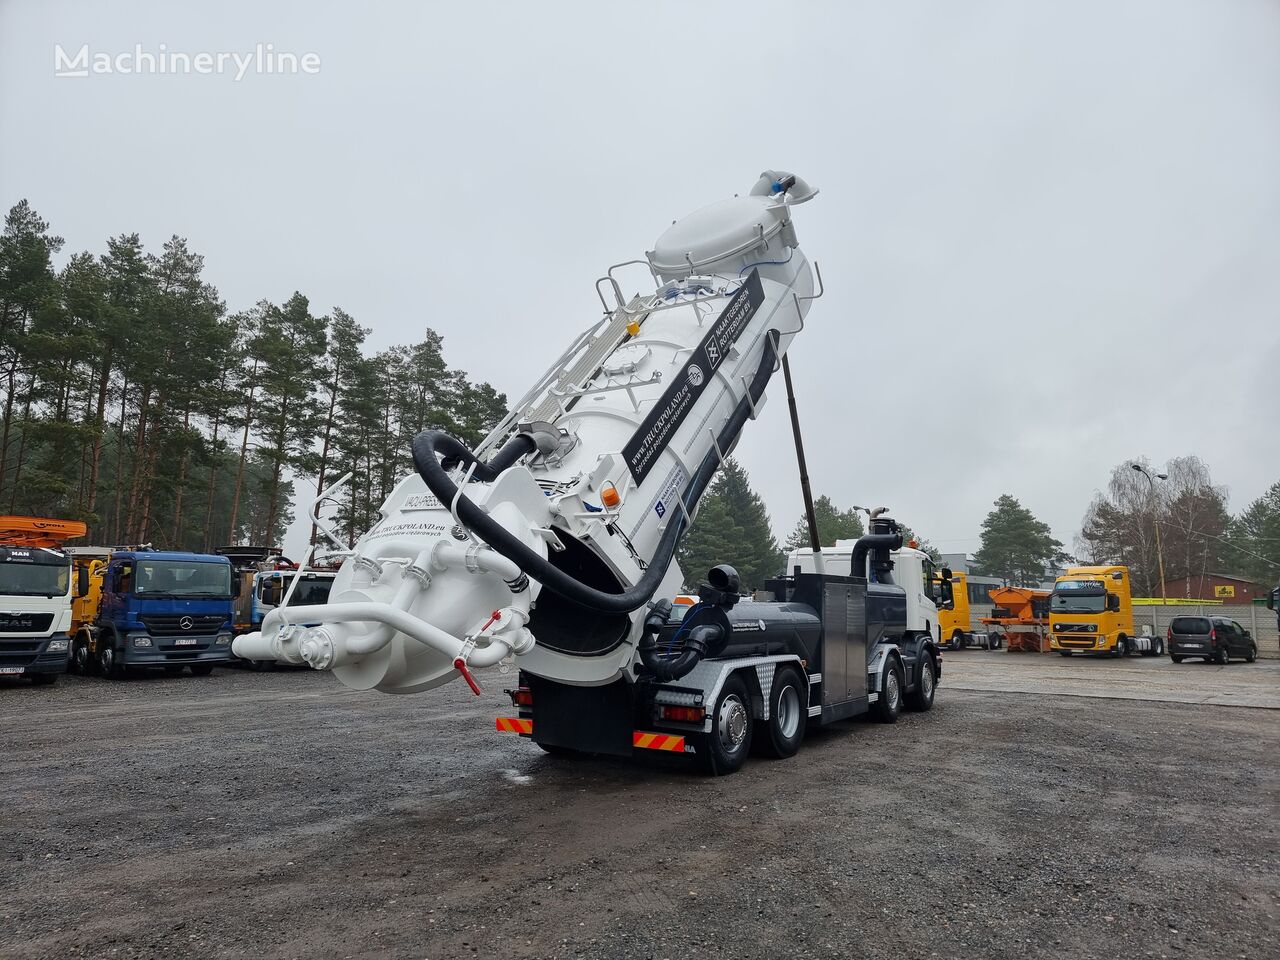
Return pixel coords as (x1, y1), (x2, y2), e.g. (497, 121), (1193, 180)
(2, 0), (1277, 560)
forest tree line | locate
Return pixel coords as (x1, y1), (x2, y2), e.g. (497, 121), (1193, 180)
(0, 199), (506, 551)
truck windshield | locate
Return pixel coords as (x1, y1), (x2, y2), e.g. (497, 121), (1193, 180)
(283, 577), (333, 607)
(1051, 592), (1106, 614)
(0, 556), (70, 597)
(135, 560), (232, 598)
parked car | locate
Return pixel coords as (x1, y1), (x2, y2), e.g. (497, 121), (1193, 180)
(1167, 615), (1257, 664)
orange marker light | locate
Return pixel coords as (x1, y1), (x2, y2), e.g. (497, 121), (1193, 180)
(626, 320), (641, 336)
(601, 487), (622, 509)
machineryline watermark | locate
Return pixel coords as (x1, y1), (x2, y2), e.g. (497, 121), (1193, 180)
(54, 43), (321, 80)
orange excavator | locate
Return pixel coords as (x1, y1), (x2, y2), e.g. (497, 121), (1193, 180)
(981, 586), (1052, 653)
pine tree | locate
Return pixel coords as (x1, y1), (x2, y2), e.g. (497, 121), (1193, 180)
(677, 459), (781, 591)
(784, 495), (865, 549)
(974, 494), (1064, 585)
(1227, 480), (1280, 586)
(252, 292), (327, 545)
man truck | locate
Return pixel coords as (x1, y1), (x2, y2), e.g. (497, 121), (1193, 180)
(0, 516), (86, 685)
(68, 548), (236, 677)
(235, 171), (953, 774)
(1048, 565), (1162, 657)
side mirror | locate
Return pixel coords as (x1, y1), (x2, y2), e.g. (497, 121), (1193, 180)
(933, 578), (955, 610)
(76, 566), (89, 598)
(1107, 593), (1120, 612)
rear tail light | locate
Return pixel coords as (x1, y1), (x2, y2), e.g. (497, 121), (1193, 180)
(506, 686), (533, 707)
(660, 705), (706, 724)
(1166, 627), (1172, 640)
(1209, 629), (1217, 644)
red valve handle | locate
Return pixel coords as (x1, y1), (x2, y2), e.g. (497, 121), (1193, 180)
(454, 657), (482, 696)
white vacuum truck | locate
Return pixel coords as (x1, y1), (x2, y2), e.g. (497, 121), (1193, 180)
(235, 172), (948, 774)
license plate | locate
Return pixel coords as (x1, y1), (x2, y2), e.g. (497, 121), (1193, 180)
(0, 666), (25, 674)
(174, 637), (198, 646)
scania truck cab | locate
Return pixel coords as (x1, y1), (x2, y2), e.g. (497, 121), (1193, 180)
(1049, 565), (1160, 657)
(70, 549), (235, 677)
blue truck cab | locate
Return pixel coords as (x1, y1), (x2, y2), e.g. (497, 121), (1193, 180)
(90, 550), (235, 678)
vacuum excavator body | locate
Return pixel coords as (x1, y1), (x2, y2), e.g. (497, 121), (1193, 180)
(232, 171), (945, 773)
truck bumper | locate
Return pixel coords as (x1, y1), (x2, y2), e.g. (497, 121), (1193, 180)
(119, 638), (234, 667)
(1050, 635), (1106, 653)
(0, 633), (72, 677)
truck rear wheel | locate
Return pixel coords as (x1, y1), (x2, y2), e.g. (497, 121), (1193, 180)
(906, 653), (936, 712)
(71, 633), (94, 674)
(756, 666), (806, 759)
(98, 640), (124, 679)
(872, 658), (903, 724)
(698, 675), (753, 775)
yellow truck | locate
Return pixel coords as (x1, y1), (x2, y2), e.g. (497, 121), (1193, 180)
(934, 572), (1002, 650)
(1048, 565), (1163, 657)
(938, 572), (971, 649)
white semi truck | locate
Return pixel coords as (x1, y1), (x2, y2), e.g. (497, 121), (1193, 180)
(236, 172), (949, 774)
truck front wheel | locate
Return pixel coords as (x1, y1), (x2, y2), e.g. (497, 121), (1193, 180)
(699, 675), (753, 775)
(756, 666), (806, 759)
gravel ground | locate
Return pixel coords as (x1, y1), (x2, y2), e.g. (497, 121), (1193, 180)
(1, 657), (1276, 960)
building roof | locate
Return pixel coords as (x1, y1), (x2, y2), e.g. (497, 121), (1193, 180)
(1164, 573), (1261, 586)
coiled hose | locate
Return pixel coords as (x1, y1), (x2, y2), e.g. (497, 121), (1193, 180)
(410, 329), (783, 614)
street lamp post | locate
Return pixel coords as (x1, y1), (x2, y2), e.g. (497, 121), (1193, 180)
(1131, 464), (1168, 604)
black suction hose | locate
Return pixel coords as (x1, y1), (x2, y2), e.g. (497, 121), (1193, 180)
(849, 533), (904, 580)
(410, 330), (784, 614)
(636, 599), (732, 682)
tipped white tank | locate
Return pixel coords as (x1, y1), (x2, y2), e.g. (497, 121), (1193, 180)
(233, 171), (819, 695)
